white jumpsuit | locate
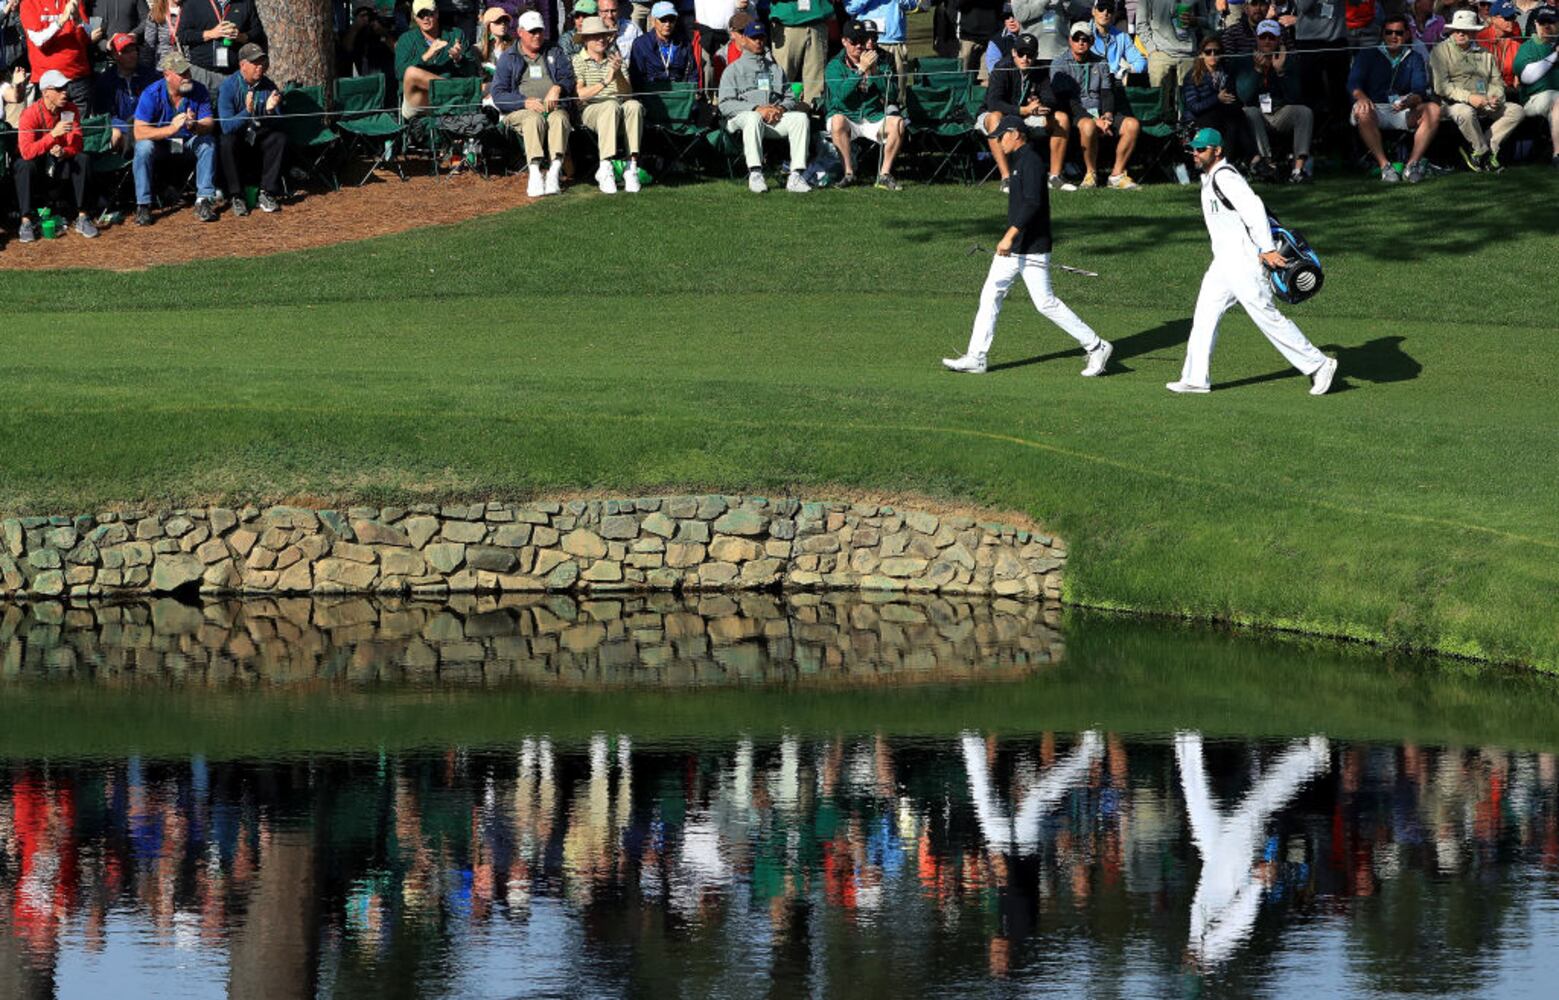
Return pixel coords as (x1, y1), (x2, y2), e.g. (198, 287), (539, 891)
(1177, 161), (1328, 389)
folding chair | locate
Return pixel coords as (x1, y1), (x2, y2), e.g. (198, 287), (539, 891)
(702, 124), (745, 178)
(912, 56), (967, 90)
(426, 75), (492, 178)
(279, 84), (341, 191)
(1119, 83), (1184, 180)
(906, 77), (979, 183)
(80, 113), (133, 206)
(334, 74), (406, 185)
(638, 82), (709, 176)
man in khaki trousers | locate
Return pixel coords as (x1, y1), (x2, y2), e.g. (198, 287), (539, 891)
(770, 0), (834, 101)
(493, 10), (574, 197)
(572, 15), (645, 192)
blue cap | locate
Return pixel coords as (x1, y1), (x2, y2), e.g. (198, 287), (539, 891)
(1489, 0), (1516, 16)
(1256, 18), (1282, 35)
(650, 0), (676, 17)
(742, 18), (767, 37)
(1189, 127), (1223, 150)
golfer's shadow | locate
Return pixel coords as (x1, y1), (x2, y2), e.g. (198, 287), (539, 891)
(985, 319), (1192, 373)
(1216, 335), (1421, 393)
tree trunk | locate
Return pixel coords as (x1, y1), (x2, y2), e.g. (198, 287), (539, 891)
(255, 0), (335, 95)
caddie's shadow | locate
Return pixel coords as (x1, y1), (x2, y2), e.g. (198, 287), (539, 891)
(985, 318), (1192, 374)
(1215, 335), (1421, 393)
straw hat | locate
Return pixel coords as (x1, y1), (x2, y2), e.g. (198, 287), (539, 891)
(1445, 9), (1483, 31)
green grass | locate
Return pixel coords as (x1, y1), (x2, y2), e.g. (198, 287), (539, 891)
(1, 172), (1555, 668)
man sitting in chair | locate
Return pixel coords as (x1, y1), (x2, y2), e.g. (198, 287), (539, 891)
(1049, 21), (1142, 189)
(824, 19), (907, 190)
(719, 17), (813, 194)
(628, 2), (698, 90)
(396, 0), (477, 120)
(1348, 13), (1440, 183)
(983, 32), (1071, 193)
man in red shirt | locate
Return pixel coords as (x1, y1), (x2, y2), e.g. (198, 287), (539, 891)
(14, 69), (98, 242)
(20, 0), (95, 108)
(1478, 1), (1524, 88)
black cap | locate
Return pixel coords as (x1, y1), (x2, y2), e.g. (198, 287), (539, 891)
(1002, 1), (1015, 13)
(1013, 32), (1039, 57)
(1537, 6), (1559, 22)
(844, 18), (879, 42)
(991, 115), (1028, 139)
(1094, 0), (1116, 10)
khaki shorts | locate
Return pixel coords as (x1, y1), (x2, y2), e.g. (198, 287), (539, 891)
(833, 116), (890, 143)
(1351, 102), (1411, 130)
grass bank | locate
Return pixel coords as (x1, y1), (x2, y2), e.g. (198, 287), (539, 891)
(0, 174), (1554, 668)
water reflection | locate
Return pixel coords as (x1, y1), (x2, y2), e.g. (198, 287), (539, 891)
(0, 594), (1061, 687)
(3, 734), (1557, 997)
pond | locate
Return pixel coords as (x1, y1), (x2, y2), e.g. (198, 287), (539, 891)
(2, 595), (1558, 998)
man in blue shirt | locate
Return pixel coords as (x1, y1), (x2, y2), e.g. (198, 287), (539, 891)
(216, 43), (286, 215)
(628, 2), (698, 89)
(133, 51), (219, 225)
(93, 33), (158, 153)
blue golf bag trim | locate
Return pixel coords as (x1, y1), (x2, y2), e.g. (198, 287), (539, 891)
(1209, 171), (1326, 304)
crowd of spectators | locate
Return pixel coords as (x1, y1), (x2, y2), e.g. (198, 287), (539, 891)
(0, 0), (1556, 241)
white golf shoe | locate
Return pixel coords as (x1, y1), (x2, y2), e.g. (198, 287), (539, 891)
(1165, 380), (1211, 394)
(1081, 339), (1113, 377)
(596, 162), (617, 194)
(544, 159), (562, 195)
(527, 164), (545, 198)
(942, 353), (987, 374)
(748, 169), (768, 193)
(1309, 356), (1338, 396)
(786, 171), (811, 193)
(623, 160), (641, 193)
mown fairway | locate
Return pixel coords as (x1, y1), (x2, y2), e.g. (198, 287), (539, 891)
(2, 171), (1555, 667)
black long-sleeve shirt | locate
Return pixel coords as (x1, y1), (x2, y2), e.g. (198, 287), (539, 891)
(176, 0), (264, 73)
(1007, 142), (1053, 255)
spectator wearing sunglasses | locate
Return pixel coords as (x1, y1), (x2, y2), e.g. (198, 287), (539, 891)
(396, 0), (477, 119)
(1236, 19), (1311, 182)
(628, 2), (697, 89)
(1181, 35), (1262, 173)
(1348, 13), (1439, 182)
(492, 9), (575, 197)
(1050, 21), (1142, 188)
(1432, 8), (1523, 171)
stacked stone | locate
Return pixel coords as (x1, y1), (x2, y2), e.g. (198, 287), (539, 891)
(0, 497), (1065, 600)
(0, 593), (1062, 688)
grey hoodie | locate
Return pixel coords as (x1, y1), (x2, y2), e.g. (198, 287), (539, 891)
(1137, 0), (1216, 60)
(718, 49), (798, 118)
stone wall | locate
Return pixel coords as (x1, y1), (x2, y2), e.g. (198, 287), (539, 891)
(0, 497), (1065, 601)
(0, 593), (1062, 688)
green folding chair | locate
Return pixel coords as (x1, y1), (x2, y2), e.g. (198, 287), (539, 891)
(1119, 83), (1183, 180)
(906, 79), (979, 183)
(279, 84), (341, 190)
(912, 56), (967, 90)
(80, 113), (133, 203)
(638, 82), (708, 175)
(334, 74), (406, 185)
(426, 75), (489, 178)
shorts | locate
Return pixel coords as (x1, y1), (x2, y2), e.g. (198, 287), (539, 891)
(832, 116), (889, 143)
(1525, 91), (1558, 119)
(1350, 102), (1410, 130)
(976, 112), (1047, 137)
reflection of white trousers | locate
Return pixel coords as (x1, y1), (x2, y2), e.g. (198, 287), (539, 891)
(1180, 258), (1326, 388)
(964, 252), (1101, 359)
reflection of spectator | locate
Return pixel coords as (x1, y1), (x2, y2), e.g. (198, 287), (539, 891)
(15, 69), (97, 241)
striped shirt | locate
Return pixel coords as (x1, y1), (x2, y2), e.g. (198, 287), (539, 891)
(572, 51), (626, 103)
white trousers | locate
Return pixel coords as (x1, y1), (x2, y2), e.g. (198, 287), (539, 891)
(964, 252), (1101, 359)
(727, 110), (810, 171)
(1179, 259), (1326, 388)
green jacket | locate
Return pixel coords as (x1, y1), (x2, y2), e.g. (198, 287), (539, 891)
(770, 0), (833, 27)
(824, 50), (894, 122)
(1513, 37), (1559, 101)
(395, 28), (475, 88)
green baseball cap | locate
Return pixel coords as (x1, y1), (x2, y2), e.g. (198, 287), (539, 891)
(573, 0), (597, 13)
(1189, 127), (1223, 150)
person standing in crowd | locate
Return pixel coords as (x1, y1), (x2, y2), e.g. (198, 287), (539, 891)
(343, 3), (398, 93)
(140, 0), (182, 71)
(492, 8), (574, 197)
(93, 31), (156, 151)
(824, 18), (908, 189)
(1432, 8), (1523, 171)
(1292, 0), (1348, 125)
(1220, 0), (1270, 57)
(396, 0), (475, 119)
(20, 0), (94, 108)
(984, 2), (1022, 75)
(849, 0), (918, 102)
(1514, 6), (1559, 169)
(719, 16), (813, 193)
(1237, 19), (1312, 183)
(953, 0), (1003, 81)
(14, 69), (98, 241)
(175, 0), (262, 92)
(96, 0), (148, 55)
(1348, 13), (1440, 183)
(1137, 0), (1212, 94)
(770, 0), (832, 101)
(628, 2), (697, 88)
(1167, 127), (1336, 396)
(573, 14), (643, 192)
(216, 42), (284, 216)
(942, 115), (1112, 376)
(132, 50), (218, 224)
(1087, 1), (1146, 78)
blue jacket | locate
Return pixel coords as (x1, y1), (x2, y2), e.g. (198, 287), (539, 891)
(627, 31), (697, 91)
(490, 45), (577, 115)
(216, 72), (283, 135)
(1346, 45), (1430, 103)
(847, 0), (918, 45)
(1181, 65), (1231, 117)
(94, 66), (159, 130)
(1091, 24), (1147, 76)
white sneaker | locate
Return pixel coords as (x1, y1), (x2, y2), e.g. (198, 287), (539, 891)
(596, 161), (617, 194)
(748, 169), (767, 193)
(786, 171), (811, 193)
(1165, 380), (1210, 394)
(1308, 356), (1338, 396)
(1081, 339), (1112, 377)
(527, 164), (545, 198)
(1380, 164), (1401, 183)
(544, 159), (562, 195)
(623, 160), (641, 193)
(941, 353), (987, 374)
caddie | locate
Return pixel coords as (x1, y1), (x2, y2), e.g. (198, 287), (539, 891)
(942, 115), (1112, 377)
(1166, 127), (1337, 396)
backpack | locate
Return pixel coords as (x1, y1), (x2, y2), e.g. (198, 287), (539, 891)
(1211, 169), (1325, 304)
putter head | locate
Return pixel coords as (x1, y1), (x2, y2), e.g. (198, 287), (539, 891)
(966, 244), (986, 257)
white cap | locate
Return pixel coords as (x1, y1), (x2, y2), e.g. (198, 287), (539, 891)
(517, 9), (544, 30)
(1069, 20), (1091, 37)
(37, 69), (68, 91)
(650, 0), (677, 17)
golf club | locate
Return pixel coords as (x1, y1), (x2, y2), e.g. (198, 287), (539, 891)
(966, 244), (1100, 278)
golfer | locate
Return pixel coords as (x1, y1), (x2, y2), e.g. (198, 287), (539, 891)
(942, 116), (1112, 377)
(1168, 128), (1338, 396)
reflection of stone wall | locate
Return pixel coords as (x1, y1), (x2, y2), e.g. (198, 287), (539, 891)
(0, 594), (1064, 688)
(0, 498), (1066, 600)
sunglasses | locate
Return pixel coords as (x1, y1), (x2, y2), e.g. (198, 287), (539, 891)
(524, 26), (542, 33)
(1202, 47), (1222, 54)
(1382, 28), (1406, 35)
(1071, 33), (1089, 41)
(415, 10), (436, 18)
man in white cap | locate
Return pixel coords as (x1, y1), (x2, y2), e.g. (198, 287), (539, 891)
(13, 69), (97, 241)
(942, 116), (1112, 377)
(1431, 8), (1523, 171)
(718, 17), (812, 193)
(1167, 128), (1336, 396)
(492, 9), (575, 197)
